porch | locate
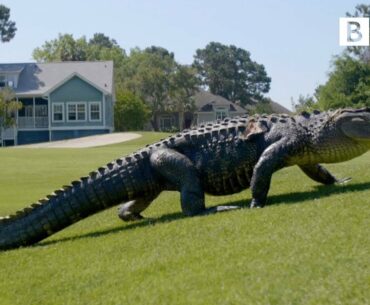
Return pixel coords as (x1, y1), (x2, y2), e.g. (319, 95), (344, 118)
(17, 97), (49, 129)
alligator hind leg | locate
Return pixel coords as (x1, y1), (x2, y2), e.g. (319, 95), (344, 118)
(118, 194), (158, 221)
(150, 148), (240, 216)
(299, 164), (351, 185)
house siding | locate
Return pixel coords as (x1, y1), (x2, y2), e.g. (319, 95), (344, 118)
(105, 95), (114, 129)
(50, 76), (105, 128)
(197, 113), (215, 124)
(1, 61), (115, 146)
(18, 130), (49, 145)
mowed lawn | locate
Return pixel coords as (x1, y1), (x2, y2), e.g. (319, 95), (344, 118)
(0, 132), (369, 305)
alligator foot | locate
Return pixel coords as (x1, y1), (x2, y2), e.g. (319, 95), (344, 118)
(118, 211), (144, 222)
(336, 177), (352, 184)
(201, 205), (241, 215)
(249, 199), (265, 208)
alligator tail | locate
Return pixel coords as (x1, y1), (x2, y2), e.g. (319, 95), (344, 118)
(0, 152), (155, 250)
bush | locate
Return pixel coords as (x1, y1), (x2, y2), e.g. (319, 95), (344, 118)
(114, 90), (150, 131)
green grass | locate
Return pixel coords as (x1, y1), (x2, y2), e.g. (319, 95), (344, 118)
(0, 132), (369, 305)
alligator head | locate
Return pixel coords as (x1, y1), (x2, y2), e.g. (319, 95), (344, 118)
(336, 108), (370, 145)
(310, 108), (370, 164)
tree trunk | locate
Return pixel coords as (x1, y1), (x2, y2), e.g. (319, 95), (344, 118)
(151, 112), (159, 131)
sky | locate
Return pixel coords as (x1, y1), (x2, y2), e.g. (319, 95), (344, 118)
(0, 0), (362, 110)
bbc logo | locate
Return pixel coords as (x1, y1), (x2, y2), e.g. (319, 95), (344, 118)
(339, 17), (369, 46)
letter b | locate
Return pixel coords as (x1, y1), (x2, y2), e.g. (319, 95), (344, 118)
(347, 21), (362, 42)
(340, 17), (369, 46)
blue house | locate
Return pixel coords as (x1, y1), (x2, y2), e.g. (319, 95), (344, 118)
(0, 61), (115, 146)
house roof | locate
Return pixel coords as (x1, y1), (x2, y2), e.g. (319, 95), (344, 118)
(269, 100), (292, 114)
(0, 61), (114, 96)
(245, 98), (292, 114)
(0, 64), (25, 73)
(194, 90), (247, 113)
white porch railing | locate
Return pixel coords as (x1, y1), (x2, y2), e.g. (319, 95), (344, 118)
(2, 127), (16, 139)
(18, 116), (48, 129)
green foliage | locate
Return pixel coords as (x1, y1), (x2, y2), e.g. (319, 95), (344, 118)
(193, 42), (271, 106)
(32, 33), (126, 66)
(0, 133), (369, 305)
(114, 90), (150, 131)
(316, 55), (370, 110)
(168, 65), (198, 113)
(291, 94), (318, 113)
(249, 98), (274, 114)
(118, 47), (199, 130)
(0, 87), (22, 130)
(0, 4), (16, 42)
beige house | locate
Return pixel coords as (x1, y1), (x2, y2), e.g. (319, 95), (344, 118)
(156, 90), (247, 131)
(193, 90), (247, 125)
(155, 90), (291, 132)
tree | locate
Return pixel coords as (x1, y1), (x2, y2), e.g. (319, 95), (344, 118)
(168, 64), (198, 129)
(345, 4), (370, 63)
(87, 33), (126, 66)
(316, 55), (370, 109)
(89, 33), (118, 49)
(33, 34), (89, 62)
(291, 94), (317, 113)
(118, 47), (199, 130)
(0, 87), (22, 132)
(114, 90), (150, 131)
(32, 33), (126, 66)
(193, 42), (271, 106)
(0, 4), (17, 42)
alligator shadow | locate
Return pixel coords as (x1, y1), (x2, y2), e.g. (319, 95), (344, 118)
(36, 181), (370, 248)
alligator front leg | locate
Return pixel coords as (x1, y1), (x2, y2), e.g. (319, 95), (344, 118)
(299, 164), (351, 185)
(250, 140), (289, 208)
(150, 148), (240, 216)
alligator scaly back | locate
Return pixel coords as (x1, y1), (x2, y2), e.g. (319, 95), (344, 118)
(0, 151), (157, 250)
(3, 108), (370, 250)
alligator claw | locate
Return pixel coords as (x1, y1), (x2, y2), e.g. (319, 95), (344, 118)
(249, 199), (265, 208)
(336, 177), (352, 184)
(202, 205), (241, 215)
(118, 212), (144, 222)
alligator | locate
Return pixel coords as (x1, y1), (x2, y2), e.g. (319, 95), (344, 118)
(1, 107), (370, 250)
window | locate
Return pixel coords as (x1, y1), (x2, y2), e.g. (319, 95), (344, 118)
(0, 75), (15, 88)
(53, 103), (64, 122)
(25, 105), (33, 117)
(89, 102), (101, 121)
(215, 108), (228, 120)
(67, 102), (86, 122)
(36, 105), (48, 117)
(160, 115), (175, 131)
(0, 75), (6, 88)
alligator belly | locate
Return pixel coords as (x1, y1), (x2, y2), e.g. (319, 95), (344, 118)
(202, 167), (252, 195)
